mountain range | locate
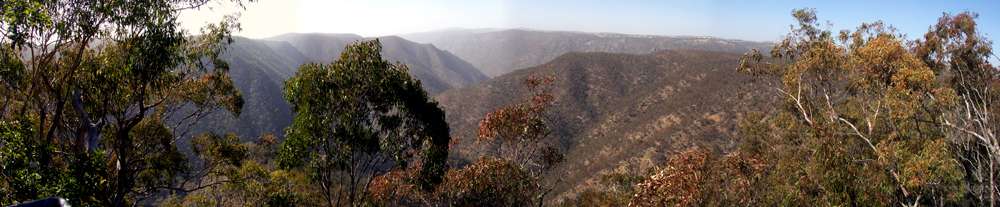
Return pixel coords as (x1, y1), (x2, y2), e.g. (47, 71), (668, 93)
(197, 29), (771, 140)
(268, 33), (487, 93)
(402, 28), (772, 77)
(189, 29), (774, 201)
(192, 34), (486, 138)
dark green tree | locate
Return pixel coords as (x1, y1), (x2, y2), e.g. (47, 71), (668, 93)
(162, 133), (322, 206)
(278, 39), (450, 206)
(0, 0), (251, 206)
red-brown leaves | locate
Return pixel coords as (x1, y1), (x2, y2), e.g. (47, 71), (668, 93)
(437, 158), (538, 206)
(628, 148), (710, 207)
(478, 104), (541, 142)
(628, 149), (767, 206)
(368, 169), (424, 205)
(477, 74), (555, 143)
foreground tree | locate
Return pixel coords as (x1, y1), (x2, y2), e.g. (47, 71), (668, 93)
(366, 74), (562, 206)
(278, 39), (451, 206)
(474, 74), (564, 205)
(913, 12), (1000, 205)
(627, 148), (765, 206)
(557, 169), (648, 207)
(162, 133), (322, 206)
(436, 157), (539, 206)
(731, 8), (967, 205)
(368, 157), (540, 206)
(477, 74), (562, 173)
(0, 0), (250, 206)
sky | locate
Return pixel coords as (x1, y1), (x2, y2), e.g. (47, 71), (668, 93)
(180, 0), (1000, 52)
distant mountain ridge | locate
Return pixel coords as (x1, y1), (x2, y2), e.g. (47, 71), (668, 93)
(190, 34), (487, 139)
(402, 28), (772, 77)
(268, 33), (487, 93)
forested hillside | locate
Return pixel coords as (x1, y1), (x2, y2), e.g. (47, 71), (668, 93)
(2, 1), (998, 206)
(435, 49), (775, 202)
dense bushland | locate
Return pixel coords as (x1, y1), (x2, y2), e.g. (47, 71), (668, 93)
(1, 2), (998, 206)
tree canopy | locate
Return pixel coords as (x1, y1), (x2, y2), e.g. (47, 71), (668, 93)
(0, 0), (250, 206)
(278, 39), (451, 206)
(625, 8), (997, 206)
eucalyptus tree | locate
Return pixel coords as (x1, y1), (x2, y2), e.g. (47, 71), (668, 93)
(735, 9), (965, 205)
(278, 39), (450, 206)
(0, 0), (251, 206)
(915, 12), (1000, 205)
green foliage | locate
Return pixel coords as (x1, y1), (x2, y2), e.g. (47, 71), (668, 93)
(192, 133), (249, 167)
(730, 8), (970, 205)
(0, 119), (115, 206)
(164, 133), (323, 207)
(0, 119), (60, 205)
(4, 2), (997, 206)
(0, 45), (24, 90)
(630, 8), (993, 207)
(914, 12), (1000, 205)
(278, 39), (450, 205)
(127, 118), (189, 198)
(0, 0), (251, 205)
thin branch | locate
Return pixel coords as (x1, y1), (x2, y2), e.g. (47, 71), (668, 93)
(838, 116), (910, 197)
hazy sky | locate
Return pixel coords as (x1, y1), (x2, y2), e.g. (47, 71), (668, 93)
(180, 0), (1000, 44)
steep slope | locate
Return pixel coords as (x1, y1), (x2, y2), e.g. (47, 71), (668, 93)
(269, 33), (487, 93)
(267, 33), (362, 63)
(403, 28), (772, 77)
(434, 50), (775, 202)
(192, 34), (486, 139)
(189, 37), (304, 139)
